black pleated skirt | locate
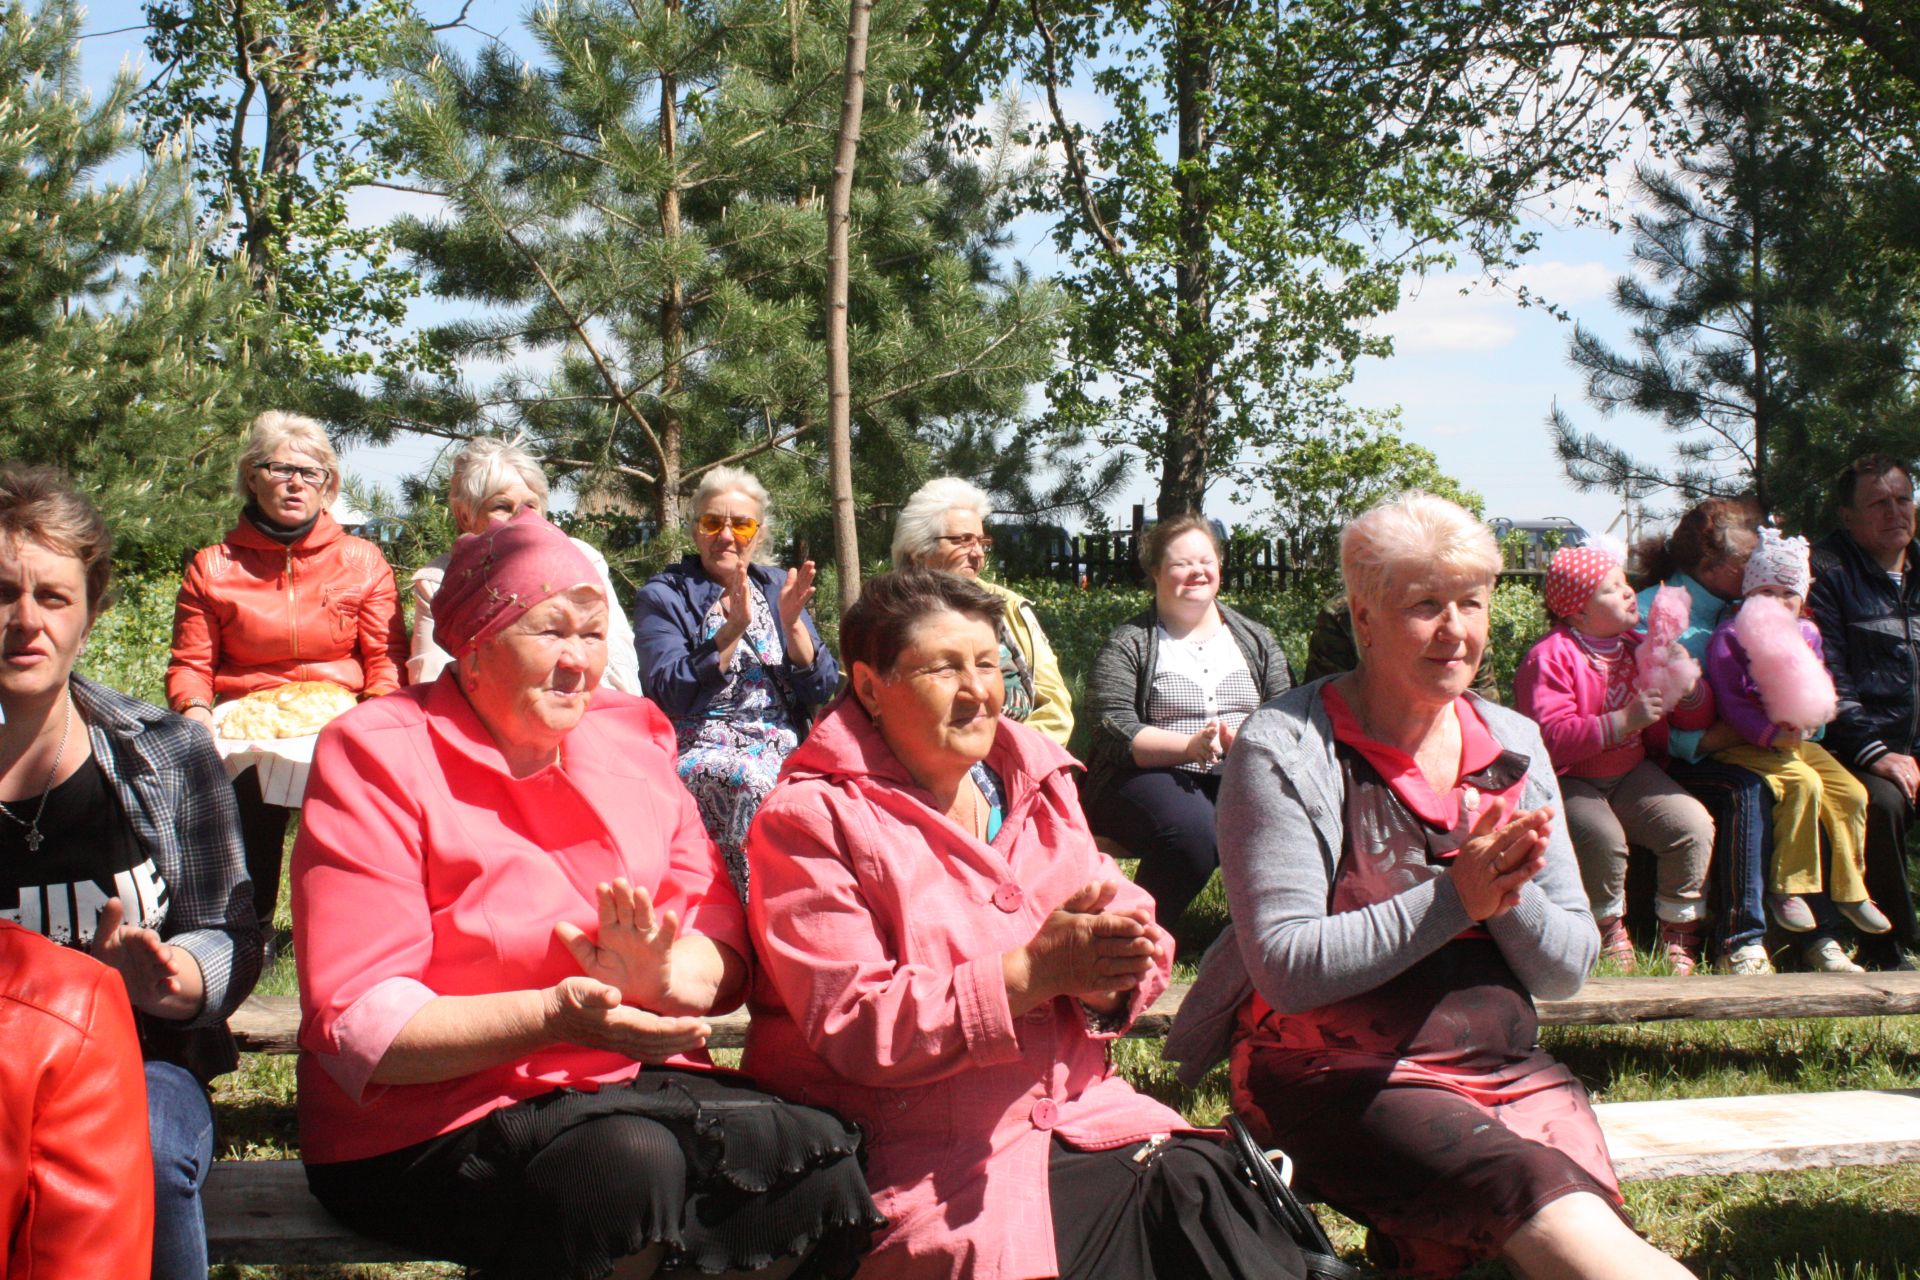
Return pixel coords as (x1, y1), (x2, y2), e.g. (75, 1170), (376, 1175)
(305, 1068), (884, 1280)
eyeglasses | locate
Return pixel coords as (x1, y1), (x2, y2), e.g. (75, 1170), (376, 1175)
(256, 462), (330, 487)
(935, 533), (993, 553)
(697, 513), (760, 541)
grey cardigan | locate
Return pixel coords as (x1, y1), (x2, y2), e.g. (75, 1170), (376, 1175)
(1082, 602), (1293, 805)
(1165, 677), (1597, 1086)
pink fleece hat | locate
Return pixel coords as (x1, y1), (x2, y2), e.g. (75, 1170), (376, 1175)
(1544, 544), (1620, 619)
(434, 509), (600, 659)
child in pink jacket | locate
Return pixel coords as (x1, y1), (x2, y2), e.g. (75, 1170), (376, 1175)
(1515, 545), (1717, 973)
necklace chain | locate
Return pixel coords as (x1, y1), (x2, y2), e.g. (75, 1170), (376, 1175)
(0, 687), (74, 854)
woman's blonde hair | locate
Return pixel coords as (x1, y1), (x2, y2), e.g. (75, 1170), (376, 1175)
(1340, 491), (1500, 610)
(448, 438), (551, 521)
(234, 411), (340, 502)
(690, 466), (772, 559)
(891, 477), (992, 569)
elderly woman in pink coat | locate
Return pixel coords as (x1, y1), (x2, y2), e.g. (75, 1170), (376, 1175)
(744, 570), (1308, 1280)
(293, 510), (880, 1280)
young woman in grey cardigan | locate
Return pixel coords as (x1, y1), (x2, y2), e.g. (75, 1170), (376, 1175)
(1081, 516), (1293, 926)
(1167, 494), (1691, 1280)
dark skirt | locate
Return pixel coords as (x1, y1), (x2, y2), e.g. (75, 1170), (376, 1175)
(305, 1068), (884, 1280)
(1049, 1134), (1308, 1279)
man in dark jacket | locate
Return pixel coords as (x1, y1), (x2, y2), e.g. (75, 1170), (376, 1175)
(1808, 455), (1920, 969)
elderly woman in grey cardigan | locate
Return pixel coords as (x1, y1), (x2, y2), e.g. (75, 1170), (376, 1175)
(1167, 493), (1692, 1280)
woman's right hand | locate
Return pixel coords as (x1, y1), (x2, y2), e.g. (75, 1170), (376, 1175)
(183, 705), (215, 734)
(1003, 881), (1160, 1015)
(543, 976), (711, 1062)
(1449, 801), (1552, 922)
(714, 563), (752, 652)
(1185, 720), (1224, 767)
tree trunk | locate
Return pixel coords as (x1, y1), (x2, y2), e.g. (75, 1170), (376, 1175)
(658, 0), (687, 533)
(1157, 6), (1216, 519)
(826, 0), (873, 610)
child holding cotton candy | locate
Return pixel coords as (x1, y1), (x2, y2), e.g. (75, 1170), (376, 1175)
(1516, 544), (1718, 974)
(1704, 528), (1891, 944)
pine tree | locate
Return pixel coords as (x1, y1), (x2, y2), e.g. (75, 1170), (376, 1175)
(352, 0), (1066, 559)
(0, 0), (267, 570)
(1551, 47), (1920, 530)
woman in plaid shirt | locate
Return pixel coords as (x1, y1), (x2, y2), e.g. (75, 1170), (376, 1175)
(1, 466), (260, 1280)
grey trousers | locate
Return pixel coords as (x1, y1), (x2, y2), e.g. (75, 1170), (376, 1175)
(1562, 760), (1715, 923)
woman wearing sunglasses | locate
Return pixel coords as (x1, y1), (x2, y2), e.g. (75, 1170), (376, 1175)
(167, 412), (406, 937)
(634, 467), (837, 898)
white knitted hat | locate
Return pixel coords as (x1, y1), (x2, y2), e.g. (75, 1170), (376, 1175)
(1743, 527), (1811, 597)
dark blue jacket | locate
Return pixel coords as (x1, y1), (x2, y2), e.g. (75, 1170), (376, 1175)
(633, 555), (839, 728)
(1808, 528), (1920, 768)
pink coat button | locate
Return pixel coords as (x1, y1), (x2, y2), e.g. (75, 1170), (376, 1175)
(1031, 1098), (1058, 1130)
(992, 882), (1023, 912)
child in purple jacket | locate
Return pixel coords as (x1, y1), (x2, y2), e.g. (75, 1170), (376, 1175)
(1516, 544), (1717, 973)
(1704, 529), (1891, 946)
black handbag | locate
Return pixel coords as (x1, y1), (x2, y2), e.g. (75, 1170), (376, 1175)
(1225, 1116), (1370, 1280)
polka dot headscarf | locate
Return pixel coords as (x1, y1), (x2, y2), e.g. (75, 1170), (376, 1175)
(1544, 544), (1620, 620)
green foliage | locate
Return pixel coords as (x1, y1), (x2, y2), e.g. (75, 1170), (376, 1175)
(355, 0), (1064, 563)
(139, 0), (426, 377)
(1248, 397), (1483, 567)
(0, 0), (268, 572)
(1550, 46), (1920, 529)
(76, 572), (177, 706)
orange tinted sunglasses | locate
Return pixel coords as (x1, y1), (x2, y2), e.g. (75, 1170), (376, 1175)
(697, 513), (760, 540)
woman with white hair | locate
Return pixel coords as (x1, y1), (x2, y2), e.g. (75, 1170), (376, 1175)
(634, 466), (837, 898)
(890, 476), (1073, 745)
(1168, 493), (1691, 1280)
(408, 438), (640, 692)
(168, 411), (406, 934)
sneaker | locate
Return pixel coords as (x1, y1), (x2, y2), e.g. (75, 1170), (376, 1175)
(1769, 893), (1819, 932)
(1658, 921), (1704, 976)
(1835, 898), (1894, 934)
(1802, 936), (1865, 973)
(1717, 943), (1775, 976)
(1596, 916), (1636, 973)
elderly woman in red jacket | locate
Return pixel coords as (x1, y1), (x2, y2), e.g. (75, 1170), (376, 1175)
(167, 411), (406, 934)
(294, 511), (878, 1279)
(745, 570), (1307, 1280)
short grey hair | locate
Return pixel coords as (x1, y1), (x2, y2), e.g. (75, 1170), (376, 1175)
(235, 411), (340, 501)
(690, 466), (772, 558)
(448, 438), (551, 519)
(1341, 491), (1501, 611)
(891, 477), (991, 569)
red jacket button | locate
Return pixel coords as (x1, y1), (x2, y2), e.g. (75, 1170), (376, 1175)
(1031, 1098), (1058, 1130)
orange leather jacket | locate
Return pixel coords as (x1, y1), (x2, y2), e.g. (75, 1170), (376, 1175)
(0, 922), (154, 1279)
(167, 511), (407, 712)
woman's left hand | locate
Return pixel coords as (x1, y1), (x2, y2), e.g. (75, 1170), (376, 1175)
(1449, 801), (1551, 922)
(556, 879), (691, 1014)
(779, 561), (818, 664)
(91, 898), (204, 1020)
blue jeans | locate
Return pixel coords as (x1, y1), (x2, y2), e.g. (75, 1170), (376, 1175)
(147, 1060), (214, 1280)
(1668, 758), (1772, 955)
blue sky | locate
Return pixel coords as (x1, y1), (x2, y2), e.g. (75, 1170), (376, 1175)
(72, 0), (1680, 540)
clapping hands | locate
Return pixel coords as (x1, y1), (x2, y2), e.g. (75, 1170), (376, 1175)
(1449, 801), (1552, 922)
(91, 898), (203, 1019)
(555, 879), (695, 1016)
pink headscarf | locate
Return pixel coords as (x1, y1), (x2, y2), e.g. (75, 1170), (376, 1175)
(434, 509), (600, 659)
(1544, 544), (1620, 619)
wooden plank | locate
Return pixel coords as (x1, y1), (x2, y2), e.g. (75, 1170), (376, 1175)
(231, 972), (1920, 1057)
(1594, 1089), (1920, 1180)
(1538, 971), (1920, 1027)
(203, 1160), (431, 1265)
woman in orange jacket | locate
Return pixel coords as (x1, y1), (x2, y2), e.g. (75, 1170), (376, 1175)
(0, 921), (153, 1280)
(167, 412), (406, 936)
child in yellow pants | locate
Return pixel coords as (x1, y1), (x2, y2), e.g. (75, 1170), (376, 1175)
(1703, 530), (1890, 946)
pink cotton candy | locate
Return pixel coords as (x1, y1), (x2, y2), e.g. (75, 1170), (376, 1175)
(1734, 594), (1837, 732)
(1633, 585), (1701, 706)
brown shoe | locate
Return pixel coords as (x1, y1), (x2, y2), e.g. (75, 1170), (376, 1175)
(1597, 916), (1636, 973)
(1658, 920), (1704, 976)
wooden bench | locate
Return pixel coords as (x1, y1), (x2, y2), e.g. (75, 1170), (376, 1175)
(231, 971), (1920, 1055)
(206, 1084), (1920, 1264)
